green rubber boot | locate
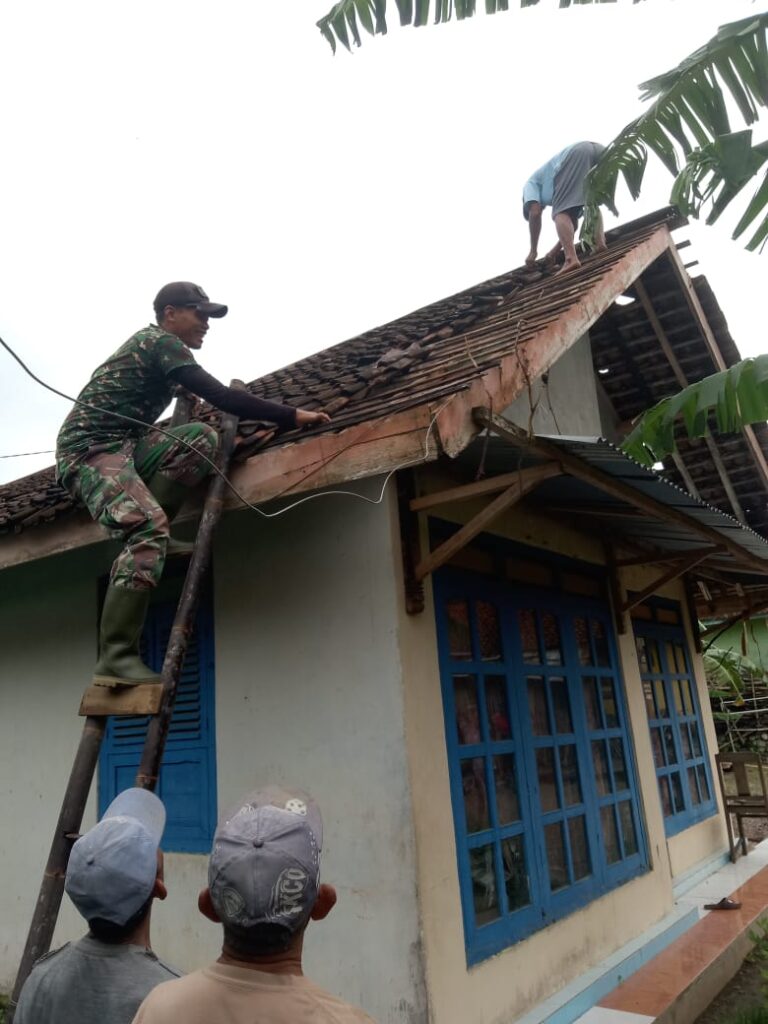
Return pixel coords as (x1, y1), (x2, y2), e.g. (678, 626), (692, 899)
(148, 473), (195, 557)
(92, 585), (162, 688)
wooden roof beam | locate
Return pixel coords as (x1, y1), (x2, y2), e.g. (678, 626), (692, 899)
(414, 464), (559, 581)
(615, 544), (723, 568)
(620, 549), (718, 614)
(474, 408), (768, 579)
(664, 239), (768, 498)
(410, 463), (562, 513)
(634, 277), (746, 523)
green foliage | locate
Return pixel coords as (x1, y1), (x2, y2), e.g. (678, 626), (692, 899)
(316, 0), (641, 54)
(621, 355), (768, 466)
(703, 643), (755, 701)
(583, 13), (768, 251)
(724, 1010), (768, 1024)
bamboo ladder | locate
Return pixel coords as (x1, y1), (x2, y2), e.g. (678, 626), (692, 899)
(8, 390), (242, 1021)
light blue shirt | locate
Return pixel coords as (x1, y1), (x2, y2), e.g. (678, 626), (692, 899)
(522, 144), (575, 210)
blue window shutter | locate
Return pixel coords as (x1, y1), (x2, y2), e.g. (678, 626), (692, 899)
(98, 597), (217, 853)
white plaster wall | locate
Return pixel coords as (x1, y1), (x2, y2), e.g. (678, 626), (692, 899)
(0, 487), (425, 1023)
(503, 333), (603, 437)
(212, 486), (425, 1024)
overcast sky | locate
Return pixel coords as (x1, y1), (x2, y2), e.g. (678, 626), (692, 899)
(0, 0), (764, 484)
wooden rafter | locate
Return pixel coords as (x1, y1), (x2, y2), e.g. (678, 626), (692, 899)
(664, 240), (768, 499)
(410, 463), (562, 513)
(414, 465), (559, 581)
(474, 408), (768, 579)
(634, 277), (746, 523)
(615, 545), (724, 569)
(620, 549), (718, 614)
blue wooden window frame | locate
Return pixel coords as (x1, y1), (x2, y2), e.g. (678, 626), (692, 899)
(98, 595), (217, 853)
(633, 603), (715, 837)
(434, 565), (648, 965)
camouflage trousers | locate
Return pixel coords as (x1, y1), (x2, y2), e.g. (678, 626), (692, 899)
(60, 423), (218, 591)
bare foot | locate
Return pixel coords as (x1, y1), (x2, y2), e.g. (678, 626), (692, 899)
(556, 257), (581, 276)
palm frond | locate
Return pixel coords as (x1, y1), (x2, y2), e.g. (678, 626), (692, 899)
(622, 354), (768, 466)
(583, 13), (768, 250)
(317, 0), (639, 53)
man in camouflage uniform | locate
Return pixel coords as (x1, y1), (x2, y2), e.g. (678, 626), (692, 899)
(57, 282), (330, 689)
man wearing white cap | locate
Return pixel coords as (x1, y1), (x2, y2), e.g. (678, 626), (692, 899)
(132, 785), (375, 1024)
(15, 789), (180, 1024)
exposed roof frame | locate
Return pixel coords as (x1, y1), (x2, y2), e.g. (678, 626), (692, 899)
(634, 276), (746, 522)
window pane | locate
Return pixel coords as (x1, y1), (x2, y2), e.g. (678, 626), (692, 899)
(537, 748), (559, 812)
(551, 678), (573, 733)
(619, 801), (638, 856)
(545, 823), (569, 890)
(575, 617), (593, 666)
(610, 738), (629, 792)
(528, 677), (550, 735)
(501, 836), (530, 912)
(600, 806), (621, 863)
(680, 677), (694, 715)
(592, 620), (610, 667)
(469, 844), (500, 925)
(646, 638), (661, 674)
(697, 764), (711, 803)
(493, 755), (520, 825)
(680, 725), (693, 761)
(569, 816), (591, 880)
(447, 600), (472, 660)
(687, 766), (701, 806)
(560, 745), (582, 806)
(461, 759), (490, 834)
(675, 644), (688, 675)
(659, 775), (673, 817)
(657, 606), (681, 625)
(663, 726), (678, 765)
(485, 676), (511, 741)
(583, 677), (601, 730)
(636, 636), (649, 673)
(519, 610), (540, 665)
(477, 601), (502, 662)
(592, 740), (611, 795)
(654, 680), (668, 718)
(651, 728), (665, 768)
(643, 681), (655, 720)
(454, 676), (482, 745)
(670, 771), (685, 813)
(601, 679), (619, 728)
(673, 678), (685, 715)
(542, 613), (563, 666)
(690, 721), (703, 757)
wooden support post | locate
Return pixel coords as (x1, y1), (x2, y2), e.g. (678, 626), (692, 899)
(135, 389), (241, 792)
(605, 543), (626, 636)
(414, 464), (560, 581)
(397, 469), (425, 615)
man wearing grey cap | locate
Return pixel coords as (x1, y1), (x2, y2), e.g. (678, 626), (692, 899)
(15, 789), (180, 1024)
(56, 282), (331, 690)
(132, 786), (376, 1024)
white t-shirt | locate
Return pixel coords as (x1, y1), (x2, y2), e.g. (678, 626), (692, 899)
(132, 962), (377, 1024)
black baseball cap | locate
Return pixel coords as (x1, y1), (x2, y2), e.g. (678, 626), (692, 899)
(154, 282), (228, 319)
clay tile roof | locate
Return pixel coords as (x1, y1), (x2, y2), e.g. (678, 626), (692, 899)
(0, 208), (681, 538)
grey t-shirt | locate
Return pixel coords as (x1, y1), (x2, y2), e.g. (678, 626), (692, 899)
(14, 934), (181, 1024)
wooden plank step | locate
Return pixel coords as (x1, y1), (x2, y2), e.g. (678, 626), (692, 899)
(79, 683), (163, 717)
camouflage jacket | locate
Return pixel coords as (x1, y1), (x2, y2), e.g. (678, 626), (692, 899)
(56, 325), (197, 480)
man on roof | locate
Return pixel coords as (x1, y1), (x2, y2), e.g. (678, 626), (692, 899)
(56, 282), (330, 689)
(523, 141), (607, 274)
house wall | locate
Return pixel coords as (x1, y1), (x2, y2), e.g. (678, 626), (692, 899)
(503, 334), (603, 437)
(0, 487), (425, 1024)
(394, 480), (727, 1024)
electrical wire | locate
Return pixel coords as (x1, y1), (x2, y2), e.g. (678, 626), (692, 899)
(0, 449), (55, 459)
(0, 335), (448, 518)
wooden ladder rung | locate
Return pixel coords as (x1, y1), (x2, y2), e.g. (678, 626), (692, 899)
(79, 683), (163, 717)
